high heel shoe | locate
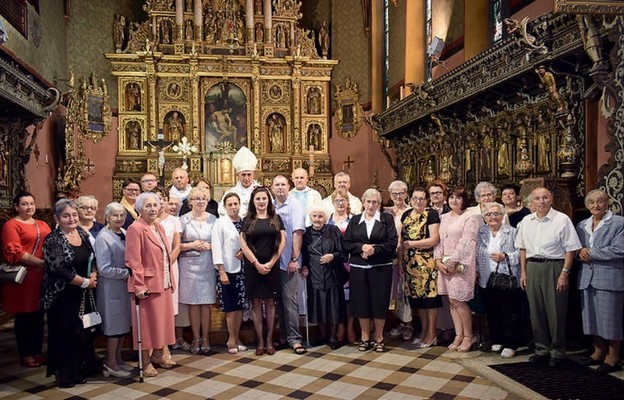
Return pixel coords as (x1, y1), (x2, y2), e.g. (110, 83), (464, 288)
(418, 337), (438, 349)
(448, 335), (463, 351)
(201, 338), (211, 354)
(190, 338), (201, 355)
(103, 364), (132, 378)
(457, 336), (477, 352)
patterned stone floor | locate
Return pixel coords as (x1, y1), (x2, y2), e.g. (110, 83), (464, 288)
(0, 321), (528, 400)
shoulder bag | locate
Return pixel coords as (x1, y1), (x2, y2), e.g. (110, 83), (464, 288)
(0, 222), (41, 284)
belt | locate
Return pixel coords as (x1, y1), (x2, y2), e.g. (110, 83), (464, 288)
(527, 257), (564, 263)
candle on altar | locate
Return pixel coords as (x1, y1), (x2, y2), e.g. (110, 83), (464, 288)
(308, 145), (315, 177)
(400, 86), (404, 100)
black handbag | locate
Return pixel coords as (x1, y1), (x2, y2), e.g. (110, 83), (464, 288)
(486, 262), (517, 291)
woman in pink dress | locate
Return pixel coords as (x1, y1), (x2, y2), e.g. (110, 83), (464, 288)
(434, 187), (482, 352)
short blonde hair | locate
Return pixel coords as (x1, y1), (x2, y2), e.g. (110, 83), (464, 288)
(584, 189), (609, 208)
(361, 188), (382, 204)
(75, 195), (98, 209)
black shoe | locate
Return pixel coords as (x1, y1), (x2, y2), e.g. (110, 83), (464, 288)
(529, 354), (550, 365)
(578, 357), (603, 367)
(549, 357), (567, 367)
(596, 362), (623, 374)
(329, 340), (340, 350)
(58, 380), (75, 388)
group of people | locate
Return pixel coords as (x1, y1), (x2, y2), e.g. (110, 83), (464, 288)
(1, 146), (623, 388)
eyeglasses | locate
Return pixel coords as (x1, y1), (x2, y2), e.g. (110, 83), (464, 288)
(79, 206), (97, 211)
(190, 197), (207, 202)
(429, 191), (443, 196)
(124, 188), (140, 193)
(334, 199), (347, 204)
(391, 192), (406, 198)
(141, 179), (157, 183)
(485, 212), (502, 217)
(480, 192), (495, 198)
(411, 197), (427, 202)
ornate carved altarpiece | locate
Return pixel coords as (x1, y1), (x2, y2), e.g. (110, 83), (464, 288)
(106, 0), (337, 198)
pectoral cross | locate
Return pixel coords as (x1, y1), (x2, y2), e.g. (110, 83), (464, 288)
(173, 136), (198, 171)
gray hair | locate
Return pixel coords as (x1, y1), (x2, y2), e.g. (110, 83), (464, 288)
(481, 202), (505, 217)
(103, 202), (127, 222)
(135, 192), (160, 212)
(584, 189), (609, 208)
(474, 181), (497, 201)
(361, 188), (382, 204)
(308, 204), (328, 220)
(54, 199), (77, 217)
(388, 180), (408, 192)
(75, 195), (98, 209)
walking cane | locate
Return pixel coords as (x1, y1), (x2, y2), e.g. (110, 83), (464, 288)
(302, 276), (310, 347)
(135, 294), (146, 383)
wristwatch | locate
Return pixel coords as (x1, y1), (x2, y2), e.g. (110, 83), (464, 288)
(290, 257), (299, 262)
(562, 268), (570, 274)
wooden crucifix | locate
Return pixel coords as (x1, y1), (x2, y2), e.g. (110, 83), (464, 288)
(343, 155), (354, 172)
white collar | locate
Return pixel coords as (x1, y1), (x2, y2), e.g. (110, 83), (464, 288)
(359, 210), (381, 224)
(584, 210), (613, 234)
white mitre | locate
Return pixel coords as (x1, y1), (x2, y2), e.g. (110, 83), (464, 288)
(232, 146), (258, 172)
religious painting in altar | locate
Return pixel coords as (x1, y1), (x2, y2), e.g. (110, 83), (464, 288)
(204, 81), (248, 150)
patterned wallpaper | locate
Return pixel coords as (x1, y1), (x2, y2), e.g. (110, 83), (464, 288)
(388, 0), (406, 90)
(331, 0), (371, 104)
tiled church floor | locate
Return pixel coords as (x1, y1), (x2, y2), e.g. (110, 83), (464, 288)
(0, 321), (535, 400)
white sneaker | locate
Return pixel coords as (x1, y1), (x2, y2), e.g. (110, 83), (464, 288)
(500, 348), (516, 359)
(491, 344), (502, 352)
(389, 323), (406, 338)
(411, 337), (422, 345)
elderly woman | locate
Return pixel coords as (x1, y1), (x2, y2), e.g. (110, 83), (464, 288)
(120, 178), (141, 229)
(42, 199), (98, 387)
(212, 193), (248, 354)
(126, 192), (176, 377)
(1, 191), (51, 368)
(467, 181), (508, 225)
(94, 202), (132, 377)
(76, 195), (105, 244)
(384, 180), (413, 340)
(302, 205), (346, 350)
(476, 203), (521, 358)
(343, 188), (398, 352)
(576, 189), (624, 374)
(434, 187), (482, 352)
(179, 187), (217, 354)
(398, 187), (441, 348)
(328, 188), (357, 344)
(240, 186), (286, 356)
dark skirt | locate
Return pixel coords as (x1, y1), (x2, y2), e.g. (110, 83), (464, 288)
(217, 271), (249, 312)
(307, 282), (345, 325)
(244, 261), (281, 299)
(350, 265), (393, 319)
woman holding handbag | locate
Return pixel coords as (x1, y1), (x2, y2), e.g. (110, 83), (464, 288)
(1, 191), (51, 368)
(475, 203), (521, 359)
(42, 199), (98, 388)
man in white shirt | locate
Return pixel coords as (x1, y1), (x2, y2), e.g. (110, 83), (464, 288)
(515, 187), (581, 367)
(140, 172), (159, 192)
(169, 168), (192, 204)
(289, 168), (322, 226)
(218, 146), (260, 218)
(321, 171), (362, 216)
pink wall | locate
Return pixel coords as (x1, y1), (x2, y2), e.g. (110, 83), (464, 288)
(24, 117), (57, 209)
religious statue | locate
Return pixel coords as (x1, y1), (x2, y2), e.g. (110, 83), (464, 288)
(255, 22), (263, 43)
(318, 21), (330, 58)
(185, 0), (193, 12)
(125, 83), (141, 111)
(577, 15), (608, 73)
(268, 114), (284, 152)
(276, 25), (286, 48)
(479, 126), (493, 180)
(126, 121), (141, 150)
(255, 0), (262, 15)
(220, 157), (233, 184)
(308, 123), (321, 150)
(160, 19), (172, 44)
(307, 87), (321, 114)
(185, 19), (194, 41)
(114, 14), (126, 53)
(166, 111), (184, 141)
(148, 142), (173, 177)
(536, 66), (567, 112)
(535, 113), (551, 172)
(496, 123), (511, 176)
(464, 130), (477, 181)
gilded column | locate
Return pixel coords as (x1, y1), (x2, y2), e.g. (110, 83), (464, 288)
(252, 63), (261, 154)
(145, 57), (158, 141)
(246, 0), (254, 43)
(175, 0), (183, 38)
(190, 54), (200, 147)
(464, 0), (489, 60)
(292, 62), (302, 154)
(264, 0), (273, 56)
(405, 0), (425, 89)
(194, 0), (203, 44)
(370, 0), (383, 112)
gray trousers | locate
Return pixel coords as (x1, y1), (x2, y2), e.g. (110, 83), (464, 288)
(526, 260), (568, 358)
(279, 269), (302, 346)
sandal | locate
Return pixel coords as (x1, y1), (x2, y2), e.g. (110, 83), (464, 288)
(190, 338), (201, 355)
(201, 338), (211, 355)
(358, 341), (373, 352)
(374, 341), (386, 353)
(173, 337), (191, 351)
(255, 347), (265, 356)
(266, 347), (276, 355)
(293, 344), (307, 354)
(237, 344), (248, 352)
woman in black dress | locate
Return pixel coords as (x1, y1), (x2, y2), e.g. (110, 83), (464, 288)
(42, 199), (98, 388)
(240, 187), (285, 356)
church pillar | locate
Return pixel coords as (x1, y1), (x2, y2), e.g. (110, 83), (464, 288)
(194, 0), (203, 43)
(370, 0), (384, 112)
(175, 0), (183, 39)
(246, 0), (254, 43)
(263, 0), (273, 56)
(405, 0), (425, 89)
(292, 62), (302, 154)
(464, 0), (489, 60)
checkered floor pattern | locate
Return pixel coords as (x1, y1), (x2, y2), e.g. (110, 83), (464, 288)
(0, 323), (522, 400)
